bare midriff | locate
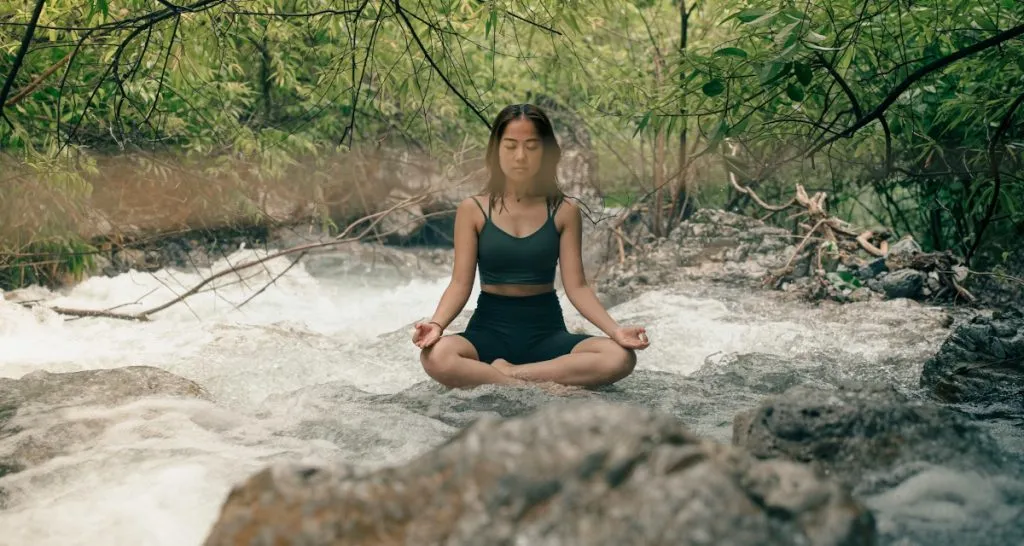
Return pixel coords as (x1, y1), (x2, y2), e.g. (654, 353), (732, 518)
(480, 282), (555, 297)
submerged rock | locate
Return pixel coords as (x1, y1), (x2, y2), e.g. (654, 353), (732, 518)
(204, 401), (875, 546)
(0, 366), (209, 475)
(919, 311), (1024, 418)
(0, 366), (209, 410)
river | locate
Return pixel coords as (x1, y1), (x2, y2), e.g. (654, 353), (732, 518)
(0, 241), (1019, 545)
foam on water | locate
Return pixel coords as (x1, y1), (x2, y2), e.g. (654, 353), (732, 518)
(0, 244), (1011, 546)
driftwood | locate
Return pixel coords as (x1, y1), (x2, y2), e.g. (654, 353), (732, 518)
(30, 193), (433, 322)
(733, 182), (893, 282)
(729, 180), (976, 303)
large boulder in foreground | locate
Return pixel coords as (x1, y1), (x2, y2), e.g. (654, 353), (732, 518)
(204, 401), (875, 546)
(919, 310), (1024, 418)
(732, 382), (1011, 492)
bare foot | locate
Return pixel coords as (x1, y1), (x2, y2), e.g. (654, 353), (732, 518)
(491, 358), (517, 376)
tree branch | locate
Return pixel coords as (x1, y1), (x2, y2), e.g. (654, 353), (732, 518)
(393, 0), (490, 129)
(808, 23), (1024, 156)
(965, 91), (1024, 265)
(42, 193), (432, 322)
(0, 0), (47, 125)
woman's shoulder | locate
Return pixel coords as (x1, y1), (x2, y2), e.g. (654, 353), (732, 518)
(458, 194), (488, 211)
(554, 195), (582, 217)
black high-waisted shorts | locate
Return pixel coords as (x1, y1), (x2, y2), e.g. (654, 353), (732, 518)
(456, 290), (592, 364)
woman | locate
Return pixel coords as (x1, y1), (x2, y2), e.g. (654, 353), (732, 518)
(410, 103), (650, 389)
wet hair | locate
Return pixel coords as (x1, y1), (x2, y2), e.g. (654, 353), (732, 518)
(482, 103), (565, 214)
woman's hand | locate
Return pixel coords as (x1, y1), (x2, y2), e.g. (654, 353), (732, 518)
(611, 326), (650, 350)
(411, 321), (443, 349)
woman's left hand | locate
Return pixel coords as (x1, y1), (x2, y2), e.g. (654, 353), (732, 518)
(611, 326), (650, 350)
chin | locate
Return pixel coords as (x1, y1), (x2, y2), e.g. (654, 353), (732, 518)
(504, 171), (538, 184)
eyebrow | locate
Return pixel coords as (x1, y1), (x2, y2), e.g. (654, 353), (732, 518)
(501, 136), (541, 142)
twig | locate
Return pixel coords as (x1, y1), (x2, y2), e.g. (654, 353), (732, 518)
(233, 251), (307, 311)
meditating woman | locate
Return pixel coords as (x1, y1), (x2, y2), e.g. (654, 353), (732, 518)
(410, 103), (650, 388)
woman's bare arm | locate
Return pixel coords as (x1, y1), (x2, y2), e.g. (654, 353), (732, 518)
(557, 200), (620, 337)
(427, 197), (481, 329)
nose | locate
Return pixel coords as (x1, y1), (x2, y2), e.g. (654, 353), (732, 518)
(514, 145), (526, 161)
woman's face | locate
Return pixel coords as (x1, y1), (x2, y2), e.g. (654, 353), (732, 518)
(498, 118), (544, 186)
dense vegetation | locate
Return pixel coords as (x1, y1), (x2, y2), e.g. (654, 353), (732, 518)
(1, 0), (1022, 289)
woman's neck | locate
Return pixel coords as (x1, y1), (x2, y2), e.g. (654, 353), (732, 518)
(503, 182), (537, 202)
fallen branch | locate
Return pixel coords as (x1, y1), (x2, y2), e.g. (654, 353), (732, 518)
(729, 178), (796, 212)
(35, 192), (432, 321)
(855, 231), (887, 257)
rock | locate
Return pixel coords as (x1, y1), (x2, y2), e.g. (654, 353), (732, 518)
(856, 258), (887, 281)
(0, 366), (209, 410)
(731, 383), (1010, 493)
(0, 366), (209, 475)
(919, 311), (1024, 417)
(376, 188), (427, 244)
(204, 401), (875, 546)
(847, 288), (875, 303)
(598, 209), (793, 306)
(885, 237), (922, 269)
(880, 269), (925, 299)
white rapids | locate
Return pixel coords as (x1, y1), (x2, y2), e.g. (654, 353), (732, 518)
(0, 242), (1008, 546)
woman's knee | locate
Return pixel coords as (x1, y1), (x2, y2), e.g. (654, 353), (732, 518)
(606, 345), (637, 380)
(419, 336), (470, 380)
(593, 339), (636, 380)
(580, 338), (637, 382)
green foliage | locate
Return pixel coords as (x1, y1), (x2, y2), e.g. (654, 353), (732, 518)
(1, 0), (1021, 288)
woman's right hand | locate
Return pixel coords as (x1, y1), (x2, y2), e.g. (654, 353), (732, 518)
(411, 321), (443, 348)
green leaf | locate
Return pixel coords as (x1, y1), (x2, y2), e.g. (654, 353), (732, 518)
(805, 43), (844, 51)
(728, 8), (768, 23)
(485, 9), (497, 39)
(786, 82), (805, 102)
(633, 111), (652, 137)
(794, 62), (813, 86)
(713, 47), (748, 59)
(759, 62), (789, 85)
(702, 79), (726, 97)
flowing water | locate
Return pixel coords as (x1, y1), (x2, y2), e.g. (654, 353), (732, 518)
(0, 243), (1020, 546)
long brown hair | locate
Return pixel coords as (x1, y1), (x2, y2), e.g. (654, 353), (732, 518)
(482, 103), (565, 214)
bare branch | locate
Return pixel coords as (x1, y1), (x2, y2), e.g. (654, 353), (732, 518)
(38, 193), (433, 322)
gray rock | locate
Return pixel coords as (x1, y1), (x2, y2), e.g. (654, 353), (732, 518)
(732, 382), (1024, 545)
(886, 237), (922, 263)
(857, 258), (888, 280)
(598, 209), (793, 306)
(204, 401), (876, 546)
(731, 383), (1012, 493)
(0, 366), (209, 475)
(376, 188), (427, 244)
(919, 311), (1024, 417)
(880, 269), (925, 299)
